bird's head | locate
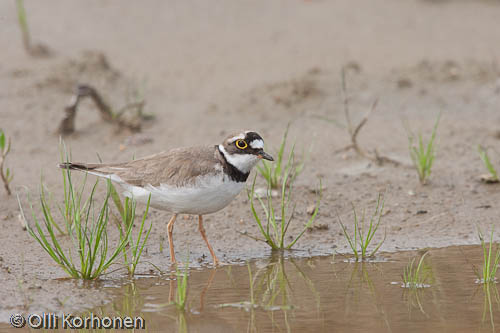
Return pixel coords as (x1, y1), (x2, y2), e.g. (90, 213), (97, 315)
(218, 131), (273, 174)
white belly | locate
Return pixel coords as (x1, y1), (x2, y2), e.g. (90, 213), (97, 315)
(121, 174), (245, 215)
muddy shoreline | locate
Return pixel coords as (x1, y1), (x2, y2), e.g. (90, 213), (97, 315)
(1, 0), (500, 324)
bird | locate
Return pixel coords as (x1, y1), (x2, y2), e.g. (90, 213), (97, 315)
(59, 131), (273, 266)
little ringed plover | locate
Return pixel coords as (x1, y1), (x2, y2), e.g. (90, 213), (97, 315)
(59, 131), (273, 266)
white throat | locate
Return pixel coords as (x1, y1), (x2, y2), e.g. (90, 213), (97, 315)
(218, 144), (259, 174)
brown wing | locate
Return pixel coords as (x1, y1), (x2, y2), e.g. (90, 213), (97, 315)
(95, 146), (221, 187)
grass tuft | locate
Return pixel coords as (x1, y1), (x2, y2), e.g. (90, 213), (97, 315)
(109, 182), (152, 276)
(478, 145), (499, 183)
(407, 114), (440, 184)
(475, 227), (500, 284)
(248, 168), (321, 250)
(15, 0), (51, 57)
(338, 195), (386, 261)
(19, 167), (133, 280)
(256, 124), (305, 189)
(0, 129), (13, 195)
(15, 0), (30, 53)
(172, 263), (189, 311)
(402, 252), (432, 288)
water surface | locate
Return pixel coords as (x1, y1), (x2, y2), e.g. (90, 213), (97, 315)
(93, 245), (500, 332)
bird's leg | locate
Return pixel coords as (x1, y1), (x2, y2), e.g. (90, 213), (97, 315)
(167, 214), (177, 264)
(198, 215), (219, 266)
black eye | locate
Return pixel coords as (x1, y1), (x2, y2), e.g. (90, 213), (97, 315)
(235, 140), (248, 149)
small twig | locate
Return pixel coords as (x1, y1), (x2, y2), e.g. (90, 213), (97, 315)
(338, 68), (401, 166)
(350, 99), (378, 160)
(58, 84), (144, 135)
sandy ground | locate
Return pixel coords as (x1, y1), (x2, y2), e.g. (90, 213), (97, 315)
(1, 0), (500, 323)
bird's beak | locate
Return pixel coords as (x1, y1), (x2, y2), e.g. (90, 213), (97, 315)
(258, 151), (274, 161)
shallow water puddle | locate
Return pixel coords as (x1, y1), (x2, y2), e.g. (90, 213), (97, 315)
(86, 245), (499, 332)
(4, 245), (500, 332)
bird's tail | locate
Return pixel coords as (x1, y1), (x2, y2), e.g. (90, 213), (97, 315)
(58, 162), (99, 171)
(58, 162), (112, 177)
(58, 162), (119, 181)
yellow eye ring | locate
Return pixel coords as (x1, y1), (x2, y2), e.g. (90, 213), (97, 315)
(236, 139), (248, 149)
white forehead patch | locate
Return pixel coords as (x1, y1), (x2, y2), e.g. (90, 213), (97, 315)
(219, 144), (260, 174)
(228, 133), (245, 142)
(250, 139), (264, 149)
